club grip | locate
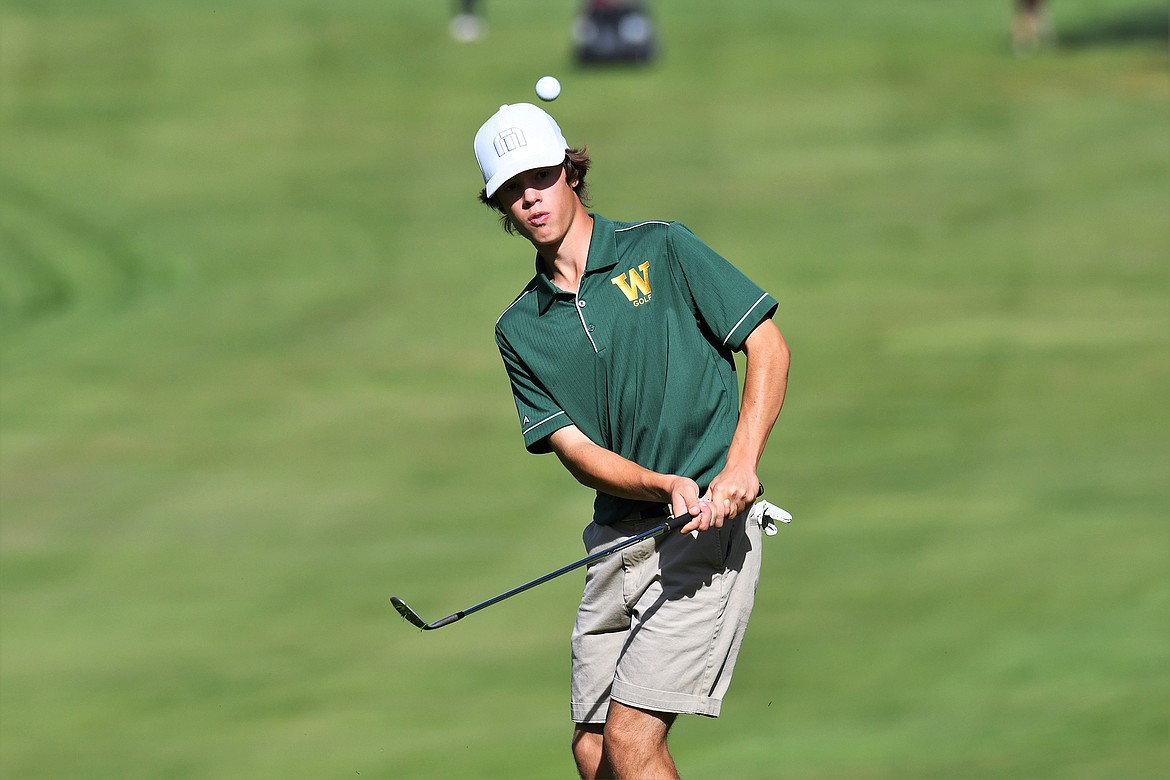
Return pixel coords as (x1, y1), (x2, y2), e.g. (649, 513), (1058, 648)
(662, 483), (764, 533)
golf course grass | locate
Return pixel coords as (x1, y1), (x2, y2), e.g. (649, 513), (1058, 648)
(2, 1), (1167, 777)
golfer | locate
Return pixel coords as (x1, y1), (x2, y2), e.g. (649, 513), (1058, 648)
(474, 103), (790, 779)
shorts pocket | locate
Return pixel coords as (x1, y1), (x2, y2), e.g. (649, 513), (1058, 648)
(702, 526), (726, 570)
(582, 521), (603, 552)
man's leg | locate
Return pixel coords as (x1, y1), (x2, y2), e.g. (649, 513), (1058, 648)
(603, 701), (679, 779)
(572, 723), (614, 779)
(571, 520), (638, 778)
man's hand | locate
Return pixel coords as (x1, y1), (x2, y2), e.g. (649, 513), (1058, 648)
(705, 463), (762, 524)
(668, 469), (764, 535)
(669, 476), (724, 535)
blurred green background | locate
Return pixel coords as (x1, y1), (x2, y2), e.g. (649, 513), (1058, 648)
(1, 1), (1167, 777)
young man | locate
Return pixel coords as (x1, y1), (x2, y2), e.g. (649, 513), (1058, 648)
(474, 103), (790, 779)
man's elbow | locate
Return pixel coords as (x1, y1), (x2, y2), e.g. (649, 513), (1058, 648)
(747, 320), (790, 367)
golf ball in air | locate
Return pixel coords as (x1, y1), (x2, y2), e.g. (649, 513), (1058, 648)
(535, 76), (561, 102)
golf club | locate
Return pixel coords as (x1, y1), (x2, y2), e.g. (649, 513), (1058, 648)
(391, 485), (765, 631)
(391, 508), (687, 631)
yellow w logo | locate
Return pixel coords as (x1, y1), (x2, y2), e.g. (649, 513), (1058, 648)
(611, 262), (652, 302)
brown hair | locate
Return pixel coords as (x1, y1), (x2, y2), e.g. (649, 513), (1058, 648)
(478, 147), (592, 235)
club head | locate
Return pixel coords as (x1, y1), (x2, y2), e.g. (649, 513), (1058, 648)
(389, 596), (427, 629)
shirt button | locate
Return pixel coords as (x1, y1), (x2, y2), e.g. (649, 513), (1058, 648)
(577, 300), (587, 308)
(587, 325), (595, 332)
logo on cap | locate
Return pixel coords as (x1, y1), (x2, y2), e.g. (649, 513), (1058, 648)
(494, 127), (527, 158)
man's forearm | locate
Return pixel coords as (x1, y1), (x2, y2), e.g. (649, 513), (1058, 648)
(726, 320), (790, 472)
(549, 424), (714, 530)
(548, 425), (675, 502)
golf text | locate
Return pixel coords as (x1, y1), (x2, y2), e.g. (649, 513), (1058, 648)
(611, 262), (653, 306)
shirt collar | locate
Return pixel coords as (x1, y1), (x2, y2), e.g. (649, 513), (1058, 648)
(534, 214), (620, 315)
(583, 214), (620, 275)
(534, 266), (563, 315)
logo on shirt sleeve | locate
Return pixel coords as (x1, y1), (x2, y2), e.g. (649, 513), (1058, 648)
(611, 261), (652, 306)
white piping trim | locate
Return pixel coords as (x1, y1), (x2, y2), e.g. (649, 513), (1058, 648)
(496, 287), (537, 326)
(523, 410), (566, 436)
(575, 292), (599, 353)
(615, 220), (669, 233)
(724, 294), (771, 347)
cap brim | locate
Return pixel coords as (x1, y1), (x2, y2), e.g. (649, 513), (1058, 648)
(484, 149), (568, 198)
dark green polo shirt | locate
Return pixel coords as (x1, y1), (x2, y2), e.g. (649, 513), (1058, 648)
(495, 214), (778, 525)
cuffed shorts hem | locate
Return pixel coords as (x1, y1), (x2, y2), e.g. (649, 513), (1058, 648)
(613, 680), (723, 718)
(570, 700), (608, 725)
(569, 684), (722, 723)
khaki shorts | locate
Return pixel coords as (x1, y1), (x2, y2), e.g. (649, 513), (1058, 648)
(570, 508), (763, 723)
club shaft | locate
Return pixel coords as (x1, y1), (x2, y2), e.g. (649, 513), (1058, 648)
(425, 512), (687, 628)
(394, 488), (761, 630)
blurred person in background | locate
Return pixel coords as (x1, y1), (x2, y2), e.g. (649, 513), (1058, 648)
(473, 102), (790, 779)
(1012, 0), (1054, 55)
(450, 0), (486, 43)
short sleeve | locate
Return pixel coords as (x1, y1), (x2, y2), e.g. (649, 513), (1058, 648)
(666, 223), (778, 351)
(496, 327), (573, 453)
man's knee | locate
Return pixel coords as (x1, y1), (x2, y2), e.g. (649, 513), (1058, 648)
(602, 701), (674, 758)
(572, 724), (604, 759)
(572, 723), (610, 779)
(602, 703), (680, 779)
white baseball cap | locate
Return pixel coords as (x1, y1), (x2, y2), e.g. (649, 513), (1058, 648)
(474, 103), (570, 198)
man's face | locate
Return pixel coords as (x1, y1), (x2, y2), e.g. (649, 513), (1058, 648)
(496, 165), (582, 249)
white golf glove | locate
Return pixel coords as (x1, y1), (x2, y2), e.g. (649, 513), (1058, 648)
(749, 500), (793, 536)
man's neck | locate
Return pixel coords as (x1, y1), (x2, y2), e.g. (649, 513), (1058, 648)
(537, 210), (593, 294)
